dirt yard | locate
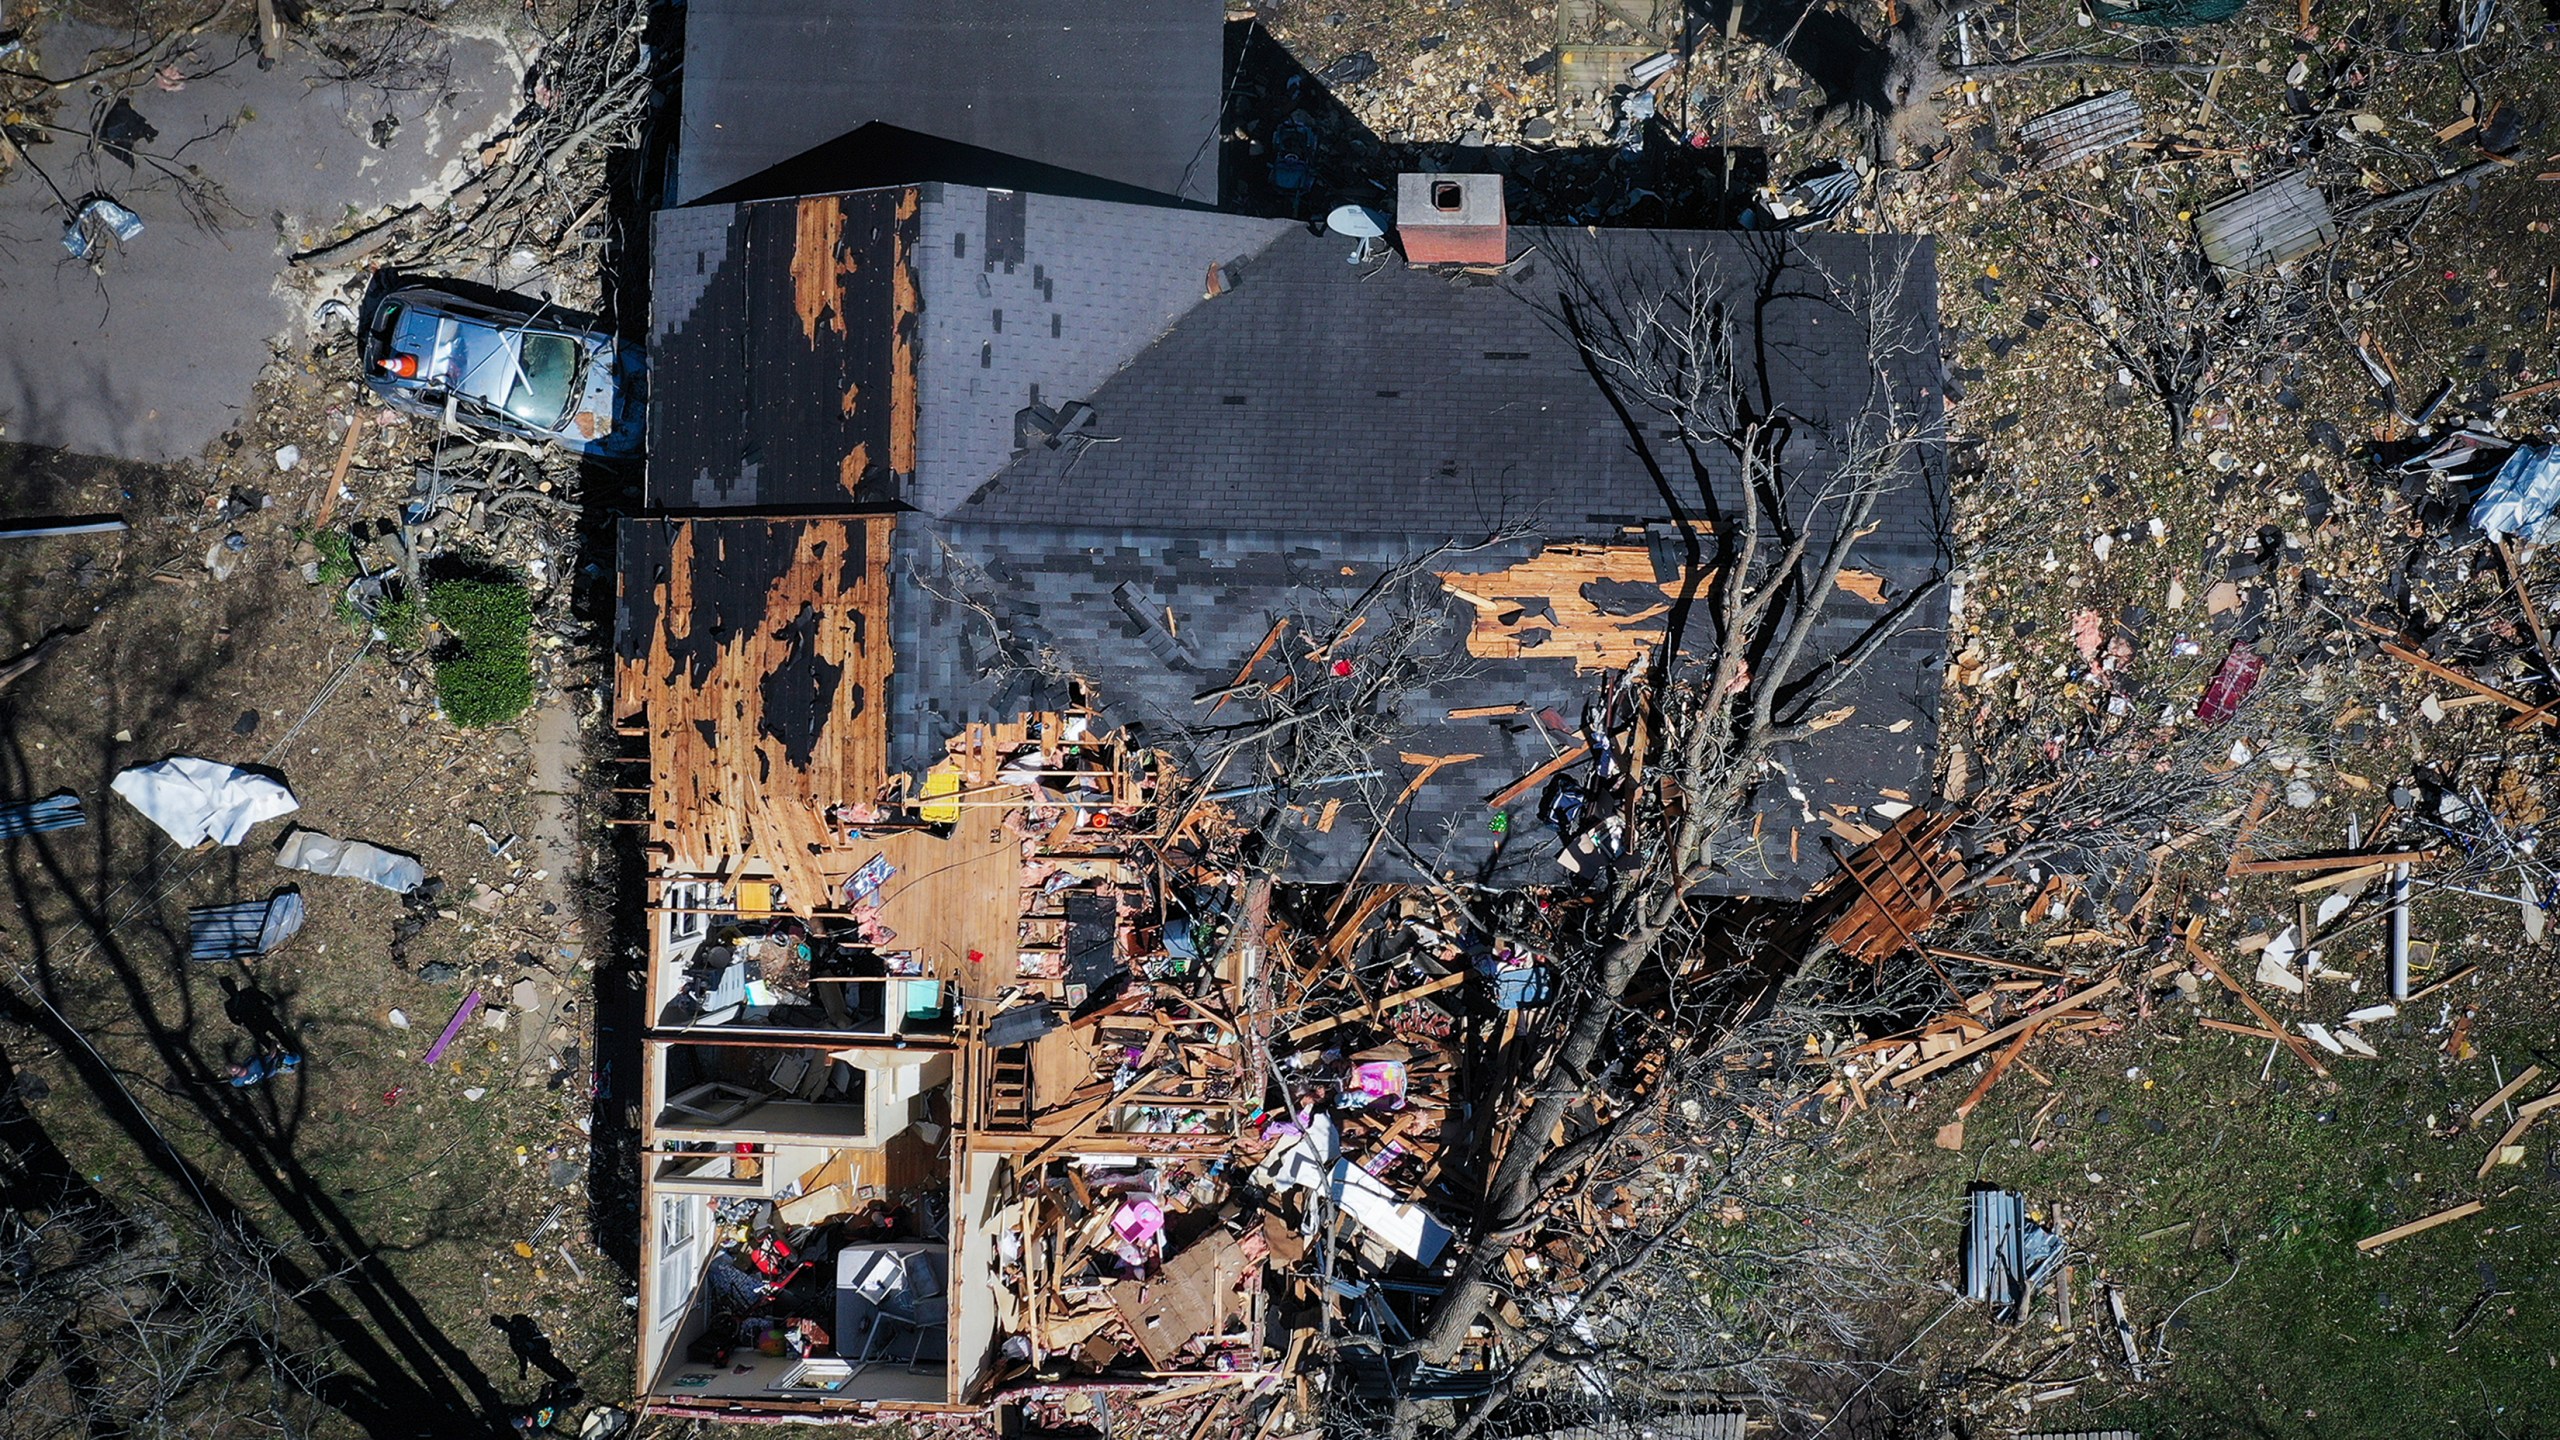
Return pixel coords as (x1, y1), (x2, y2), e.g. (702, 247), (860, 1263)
(0, 424), (633, 1435)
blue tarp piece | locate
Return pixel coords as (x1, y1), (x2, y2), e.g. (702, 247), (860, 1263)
(2472, 444), (2560, 541)
(0, 794), (86, 839)
(186, 890), (305, 963)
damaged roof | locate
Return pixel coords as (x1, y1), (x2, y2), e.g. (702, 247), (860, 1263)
(647, 189), (919, 511)
(641, 184), (1950, 897)
(612, 515), (897, 906)
(673, 0), (1225, 208)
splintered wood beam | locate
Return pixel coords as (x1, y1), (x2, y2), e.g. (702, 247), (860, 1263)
(1953, 1020), (2044, 1119)
(1485, 744), (1590, 810)
(2354, 620), (2557, 725)
(1285, 971), (1466, 1043)
(2469, 1065), (2545, 1125)
(2200, 1017), (2284, 1042)
(1394, 751), (1484, 809)
(2475, 1091), (2560, 1178)
(1205, 618), (1288, 718)
(2229, 848), (2436, 875)
(2186, 937), (2328, 1078)
(1889, 974), (2124, 1091)
(2357, 1199), (2484, 1252)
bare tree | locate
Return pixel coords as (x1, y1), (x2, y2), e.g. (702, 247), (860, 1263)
(2030, 189), (2296, 454)
(1350, 235), (1947, 1438)
(0, 1201), (347, 1440)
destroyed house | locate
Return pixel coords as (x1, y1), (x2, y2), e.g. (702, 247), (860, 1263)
(617, 177), (1950, 1419)
(627, 13), (1946, 1404)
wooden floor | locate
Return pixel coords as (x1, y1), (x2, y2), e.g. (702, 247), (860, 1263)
(792, 1118), (947, 1205)
(840, 824), (1021, 998)
(1029, 1025), (1100, 1110)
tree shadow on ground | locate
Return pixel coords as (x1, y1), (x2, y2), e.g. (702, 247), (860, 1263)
(0, 443), (510, 1434)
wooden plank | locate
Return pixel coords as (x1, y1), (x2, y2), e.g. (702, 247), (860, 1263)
(2470, 1065), (2545, 1125)
(2356, 1200), (2485, 1252)
(311, 413), (366, 525)
(2476, 1092), (2560, 1178)
(1394, 751), (1484, 809)
(2187, 938), (2329, 1078)
(2230, 848), (2435, 875)
(1888, 974), (2124, 1091)
(2200, 1017), (2284, 1041)
(2409, 964), (2478, 1001)
(1205, 618), (1288, 718)
(1953, 1020), (2044, 1119)
(1447, 703), (1523, 719)
(1285, 972), (1466, 1044)
(1485, 744), (1591, 810)
(2357, 622), (2558, 726)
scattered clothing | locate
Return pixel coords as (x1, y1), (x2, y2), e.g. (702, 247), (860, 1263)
(226, 1050), (301, 1087)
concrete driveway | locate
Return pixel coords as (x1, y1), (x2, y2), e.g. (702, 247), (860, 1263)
(0, 22), (518, 463)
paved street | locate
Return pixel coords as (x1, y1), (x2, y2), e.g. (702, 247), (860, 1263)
(0, 23), (517, 462)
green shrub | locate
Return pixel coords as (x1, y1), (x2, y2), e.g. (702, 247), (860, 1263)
(427, 577), (535, 727)
(372, 593), (425, 651)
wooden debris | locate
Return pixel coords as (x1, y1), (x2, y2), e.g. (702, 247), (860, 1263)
(1890, 975), (2124, 1091)
(2469, 1065), (2545, 1126)
(2356, 1199), (2485, 1252)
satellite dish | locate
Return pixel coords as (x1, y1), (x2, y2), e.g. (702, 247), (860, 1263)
(1325, 204), (1390, 239)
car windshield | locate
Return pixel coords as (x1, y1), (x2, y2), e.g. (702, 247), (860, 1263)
(502, 332), (583, 428)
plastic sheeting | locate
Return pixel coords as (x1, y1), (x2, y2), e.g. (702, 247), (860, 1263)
(110, 757), (298, 846)
(274, 828), (427, 894)
(186, 891), (306, 963)
(2471, 444), (2560, 542)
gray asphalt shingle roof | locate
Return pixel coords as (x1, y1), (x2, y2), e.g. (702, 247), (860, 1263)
(643, 182), (1952, 897)
(674, 0), (1225, 207)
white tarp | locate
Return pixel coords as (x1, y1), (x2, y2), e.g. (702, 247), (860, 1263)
(274, 828), (427, 895)
(110, 757), (298, 846)
(1263, 1113), (1453, 1266)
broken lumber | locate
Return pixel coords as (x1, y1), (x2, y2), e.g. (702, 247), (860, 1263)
(2474, 1091), (2560, 1178)
(1889, 975), (2124, 1091)
(1485, 744), (1590, 810)
(1285, 972), (1466, 1044)
(2469, 1065), (2545, 1125)
(2358, 623), (2559, 728)
(2356, 1199), (2485, 1252)
(2200, 1017), (2285, 1042)
(1953, 1020), (2046, 1120)
(2186, 938), (2329, 1078)
(2229, 848), (2435, 875)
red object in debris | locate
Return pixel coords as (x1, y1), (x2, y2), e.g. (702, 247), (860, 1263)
(2197, 644), (2266, 724)
(379, 353), (419, 378)
(1331, 658), (1355, 677)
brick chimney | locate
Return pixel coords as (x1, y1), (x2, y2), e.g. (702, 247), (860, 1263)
(1396, 173), (1507, 266)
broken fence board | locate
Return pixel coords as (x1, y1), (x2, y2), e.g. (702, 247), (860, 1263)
(2229, 848), (2436, 875)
